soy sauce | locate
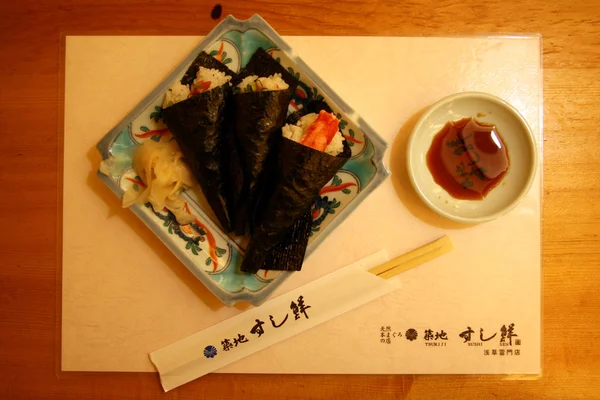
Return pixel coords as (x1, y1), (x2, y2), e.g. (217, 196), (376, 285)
(426, 118), (509, 200)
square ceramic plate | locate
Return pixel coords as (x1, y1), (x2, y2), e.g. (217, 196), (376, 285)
(96, 14), (389, 306)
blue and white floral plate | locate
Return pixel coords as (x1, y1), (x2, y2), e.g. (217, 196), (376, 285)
(96, 14), (389, 306)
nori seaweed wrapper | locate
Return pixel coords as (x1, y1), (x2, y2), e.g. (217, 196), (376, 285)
(162, 52), (238, 232)
(232, 48), (298, 235)
(224, 114), (244, 219)
(261, 203), (315, 271)
(240, 100), (351, 273)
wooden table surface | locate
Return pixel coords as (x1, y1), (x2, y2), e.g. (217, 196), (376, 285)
(1, 0), (599, 399)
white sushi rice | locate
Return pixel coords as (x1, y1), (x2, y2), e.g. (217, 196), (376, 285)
(237, 73), (289, 92)
(326, 129), (345, 156)
(162, 81), (190, 108)
(238, 75), (259, 90)
(193, 67), (231, 91)
(162, 67), (232, 109)
(282, 113), (318, 142)
(282, 113), (345, 156)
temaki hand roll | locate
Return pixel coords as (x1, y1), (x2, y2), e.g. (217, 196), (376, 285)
(241, 100), (351, 273)
(162, 52), (237, 232)
(232, 48), (299, 235)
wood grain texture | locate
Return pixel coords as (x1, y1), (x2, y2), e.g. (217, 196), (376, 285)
(1, 0), (599, 398)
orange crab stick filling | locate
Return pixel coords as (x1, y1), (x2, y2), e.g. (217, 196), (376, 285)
(189, 80), (212, 96)
(300, 110), (340, 152)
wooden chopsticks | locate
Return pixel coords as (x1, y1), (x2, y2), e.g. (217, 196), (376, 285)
(368, 236), (453, 279)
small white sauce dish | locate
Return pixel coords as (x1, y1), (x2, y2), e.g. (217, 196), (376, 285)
(406, 92), (538, 224)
